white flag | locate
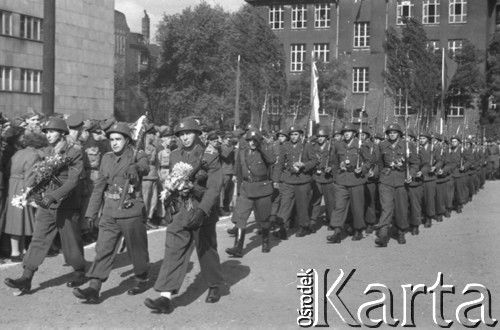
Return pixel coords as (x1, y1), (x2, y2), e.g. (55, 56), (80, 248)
(311, 58), (320, 124)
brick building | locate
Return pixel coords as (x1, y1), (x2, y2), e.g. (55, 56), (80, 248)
(246, 0), (499, 134)
(0, 0), (114, 119)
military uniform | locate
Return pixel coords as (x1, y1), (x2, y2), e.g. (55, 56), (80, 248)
(219, 140), (235, 214)
(449, 138), (471, 213)
(272, 127), (319, 237)
(151, 117), (224, 307)
(363, 136), (379, 231)
(419, 133), (443, 227)
(434, 136), (455, 219)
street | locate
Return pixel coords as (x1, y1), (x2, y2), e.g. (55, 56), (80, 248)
(1, 181), (499, 329)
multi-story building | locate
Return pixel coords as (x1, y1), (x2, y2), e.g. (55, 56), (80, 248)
(0, 0), (114, 119)
(246, 0), (499, 134)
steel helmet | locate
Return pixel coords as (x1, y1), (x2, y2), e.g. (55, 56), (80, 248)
(245, 123), (257, 131)
(433, 133), (443, 141)
(275, 129), (289, 139)
(316, 126), (330, 137)
(419, 130), (431, 139)
(288, 125), (304, 134)
(385, 123), (403, 135)
(174, 117), (202, 136)
(106, 122), (133, 140)
(341, 123), (357, 133)
(42, 117), (70, 135)
(245, 129), (263, 141)
(159, 126), (173, 137)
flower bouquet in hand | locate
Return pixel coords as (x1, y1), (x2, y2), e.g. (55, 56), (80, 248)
(11, 154), (73, 209)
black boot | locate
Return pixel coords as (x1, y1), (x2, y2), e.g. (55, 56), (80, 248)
(456, 204), (463, 213)
(365, 224), (374, 234)
(261, 228), (270, 253)
(375, 226), (389, 247)
(205, 287), (221, 303)
(128, 273), (149, 295)
(436, 215), (443, 222)
(444, 209), (451, 218)
(73, 278), (101, 304)
(225, 228), (245, 258)
(411, 226), (419, 236)
(67, 270), (88, 288)
(273, 224), (288, 240)
(326, 228), (342, 243)
(144, 296), (172, 313)
(424, 217), (432, 228)
(227, 224), (237, 236)
(397, 230), (406, 244)
(4, 276), (31, 293)
(352, 230), (363, 241)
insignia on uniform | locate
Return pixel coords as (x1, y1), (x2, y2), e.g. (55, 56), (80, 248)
(112, 124), (118, 130)
(251, 132), (255, 136)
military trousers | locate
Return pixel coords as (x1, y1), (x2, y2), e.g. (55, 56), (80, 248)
(364, 181), (378, 225)
(378, 184), (409, 231)
(408, 184), (423, 226)
(86, 214), (149, 281)
(330, 183), (365, 230)
(23, 208), (86, 276)
(142, 179), (158, 219)
(277, 182), (311, 229)
(435, 180), (449, 216)
(221, 174), (234, 211)
(446, 177), (455, 210)
(234, 193), (272, 229)
(454, 176), (468, 206)
(422, 180), (437, 218)
(310, 181), (335, 224)
(154, 211), (224, 294)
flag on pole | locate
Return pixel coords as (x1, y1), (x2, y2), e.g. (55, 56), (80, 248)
(310, 52), (320, 125)
(440, 48), (458, 122)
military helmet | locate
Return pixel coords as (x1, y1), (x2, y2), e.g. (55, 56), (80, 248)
(433, 133), (443, 141)
(340, 123), (357, 133)
(374, 132), (385, 140)
(450, 135), (462, 143)
(246, 123), (257, 131)
(100, 117), (116, 132)
(405, 128), (416, 138)
(419, 130), (431, 139)
(358, 128), (371, 137)
(275, 129), (289, 139)
(288, 125), (304, 134)
(245, 129), (263, 141)
(316, 126), (330, 137)
(385, 123), (402, 135)
(66, 113), (84, 129)
(174, 117), (202, 136)
(159, 126), (173, 137)
(106, 122), (133, 140)
(42, 117), (70, 135)
(333, 129), (342, 136)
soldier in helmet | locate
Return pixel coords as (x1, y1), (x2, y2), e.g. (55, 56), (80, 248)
(310, 126), (335, 229)
(268, 129), (289, 230)
(225, 128), (276, 257)
(327, 123), (371, 243)
(358, 128), (378, 233)
(449, 136), (471, 213)
(72, 122), (151, 303)
(272, 125), (319, 238)
(144, 117), (224, 313)
(5, 117), (87, 294)
(404, 129), (424, 237)
(375, 123), (418, 247)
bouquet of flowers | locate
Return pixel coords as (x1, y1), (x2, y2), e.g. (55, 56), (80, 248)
(160, 161), (196, 211)
(11, 154), (72, 209)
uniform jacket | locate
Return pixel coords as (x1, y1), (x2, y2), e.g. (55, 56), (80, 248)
(235, 144), (275, 198)
(85, 145), (149, 219)
(486, 144), (500, 162)
(272, 140), (318, 185)
(219, 144), (235, 176)
(311, 141), (335, 184)
(170, 143), (222, 220)
(44, 141), (84, 210)
(448, 145), (472, 178)
(332, 138), (371, 187)
(420, 143), (443, 182)
(378, 138), (419, 187)
(435, 145), (455, 183)
(365, 140), (380, 182)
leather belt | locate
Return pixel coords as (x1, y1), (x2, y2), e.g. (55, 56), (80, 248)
(243, 175), (268, 183)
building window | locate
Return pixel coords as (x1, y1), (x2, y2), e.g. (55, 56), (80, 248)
(354, 22), (370, 48)
(449, 99), (464, 117)
(291, 5), (307, 29)
(0, 67), (13, 91)
(0, 11), (12, 35)
(21, 69), (42, 94)
(20, 15), (43, 41)
(496, 5), (500, 29)
(449, 0), (467, 23)
(270, 94), (280, 115)
(397, 1), (414, 25)
(394, 89), (414, 116)
(448, 39), (463, 58)
(313, 43), (330, 63)
(291, 44), (306, 72)
(353, 67), (369, 93)
(269, 5), (284, 30)
(423, 0), (440, 24)
(427, 40), (440, 54)
(314, 4), (330, 28)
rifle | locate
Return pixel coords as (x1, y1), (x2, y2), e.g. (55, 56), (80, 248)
(404, 91), (410, 180)
(163, 159), (206, 214)
(259, 91), (268, 131)
(325, 115), (335, 169)
(459, 114), (467, 170)
(118, 114), (148, 210)
(356, 105), (365, 169)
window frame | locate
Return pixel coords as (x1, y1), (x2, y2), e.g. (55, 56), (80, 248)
(291, 44), (306, 72)
(353, 22), (370, 48)
(427, 40), (440, 54)
(397, 1), (414, 25)
(448, 39), (463, 58)
(20, 14), (43, 41)
(269, 5), (284, 30)
(423, 0), (440, 25)
(394, 89), (413, 116)
(352, 67), (369, 93)
(291, 5), (307, 30)
(0, 66), (13, 91)
(313, 43), (330, 64)
(314, 4), (330, 29)
(0, 10), (13, 36)
(449, 0), (467, 24)
(20, 69), (42, 94)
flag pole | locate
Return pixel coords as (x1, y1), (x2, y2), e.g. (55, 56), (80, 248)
(234, 55), (241, 130)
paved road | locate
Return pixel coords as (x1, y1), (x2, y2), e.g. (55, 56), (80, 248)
(1, 181), (499, 329)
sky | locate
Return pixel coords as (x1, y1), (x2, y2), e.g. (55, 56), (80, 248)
(115, 0), (245, 41)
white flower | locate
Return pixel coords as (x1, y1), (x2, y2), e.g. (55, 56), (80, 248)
(11, 193), (28, 210)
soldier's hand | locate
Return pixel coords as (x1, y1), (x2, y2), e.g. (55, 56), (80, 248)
(354, 167), (362, 174)
(324, 167), (332, 173)
(437, 169), (444, 175)
(430, 166), (436, 173)
(416, 171), (422, 178)
(273, 182), (280, 189)
(39, 195), (56, 209)
(368, 170), (374, 178)
(125, 164), (139, 181)
(86, 217), (97, 231)
(183, 208), (206, 231)
(405, 175), (413, 184)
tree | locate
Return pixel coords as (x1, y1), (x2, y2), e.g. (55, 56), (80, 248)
(484, 31), (500, 138)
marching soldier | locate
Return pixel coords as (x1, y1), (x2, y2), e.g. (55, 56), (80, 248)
(327, 123), (371, 243)
(73, 122), (151, 303)
(220, 132), (235, 216)
(433, 134), (454, 221)
(226, 129), (276, 257)
(360, 128), (378, 233)
(269, 129), (288, 234)
(5, 117), (87, 294)
(449, 136), (471, 213)
(272, 126), (318, 238)
(144, 117), (224, 314)
(310, 127), (335, 229)
(375, 123), (418, 247)
(405, 129), (424, 236)
(419, 131), (442, 228)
